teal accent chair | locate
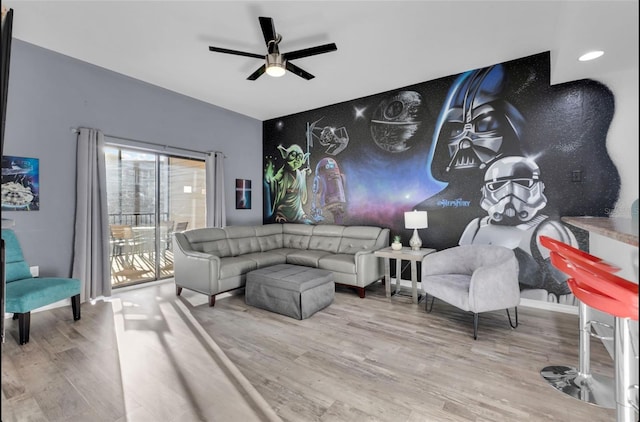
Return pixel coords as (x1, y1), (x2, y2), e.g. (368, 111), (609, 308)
(2, 229), (81, 345)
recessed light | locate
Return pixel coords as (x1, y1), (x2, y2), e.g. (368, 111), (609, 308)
(578, 50), (604, 61)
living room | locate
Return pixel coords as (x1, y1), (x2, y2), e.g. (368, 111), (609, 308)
(1, 2), (638, 421)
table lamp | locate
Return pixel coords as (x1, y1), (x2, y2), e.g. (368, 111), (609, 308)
(404, 210), (428, 251)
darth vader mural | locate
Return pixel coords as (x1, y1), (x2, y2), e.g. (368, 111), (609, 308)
(263, 51), (620, 304)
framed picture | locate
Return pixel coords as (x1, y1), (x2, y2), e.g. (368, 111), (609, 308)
(1, 155), (40, 211)
(235, 179), (251, 209)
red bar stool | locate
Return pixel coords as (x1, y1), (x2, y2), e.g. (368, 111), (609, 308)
(540, 235), (620, 273)
(568, 259), (638, 422)
(541, 235), (639, 421)
(539, 235), (620, 409)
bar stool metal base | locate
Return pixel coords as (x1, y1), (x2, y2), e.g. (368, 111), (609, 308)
(541, 365), (615, 408)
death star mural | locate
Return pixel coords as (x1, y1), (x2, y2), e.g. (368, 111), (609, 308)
(370, 90), (423, 152)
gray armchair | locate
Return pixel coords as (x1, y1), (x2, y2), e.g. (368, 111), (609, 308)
(421, 244), (520, 339)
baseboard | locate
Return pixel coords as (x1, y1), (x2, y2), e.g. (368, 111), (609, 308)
(395, 278), (579, 315)
(519, 298), (578, 315)
(4, 298), (71, 318)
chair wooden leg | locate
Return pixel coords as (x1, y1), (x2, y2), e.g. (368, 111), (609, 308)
(71, 294), (81, 321)
(17, 312), (31, 345)
(176, 286), (183, 296)
(473, 313), (479, 340)
(357, 287), (365, 298)
(209, 295), (216, 307)
(507, 307), (518, 328)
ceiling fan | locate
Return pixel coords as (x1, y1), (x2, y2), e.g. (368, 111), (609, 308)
(208, 16), (337, 81)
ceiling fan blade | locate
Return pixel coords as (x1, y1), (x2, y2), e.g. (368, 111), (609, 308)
(286, 62), (315, 80)
(209, 46), (264, 59)
(247, 64), (267, 81)
(259, 16), (276, 46)
(283, 43), (337, 61)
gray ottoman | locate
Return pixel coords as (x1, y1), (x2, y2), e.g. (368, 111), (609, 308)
(245, 264), (334, 320)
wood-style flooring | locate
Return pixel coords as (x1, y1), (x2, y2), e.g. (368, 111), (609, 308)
(2, 279), (617, 421)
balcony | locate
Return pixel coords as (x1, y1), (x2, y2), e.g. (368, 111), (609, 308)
(109, 214), (180, 287)
(110, 246), (174, 287)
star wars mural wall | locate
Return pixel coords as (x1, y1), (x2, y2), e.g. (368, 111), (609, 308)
(263, 52), (620, 304)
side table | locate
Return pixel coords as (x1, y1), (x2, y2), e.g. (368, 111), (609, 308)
(374, 246), (436, 304)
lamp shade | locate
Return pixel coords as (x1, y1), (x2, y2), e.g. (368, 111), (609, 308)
(404, 210), (428, 229)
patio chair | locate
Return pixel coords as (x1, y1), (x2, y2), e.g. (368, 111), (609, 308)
(110, 224), (145, 265)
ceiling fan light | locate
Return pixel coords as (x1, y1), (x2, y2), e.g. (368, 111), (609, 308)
(266, 53), (285, 77)
(266, 64), (286, 77)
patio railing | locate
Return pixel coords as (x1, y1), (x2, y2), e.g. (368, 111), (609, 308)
(108, 212), (170, 226)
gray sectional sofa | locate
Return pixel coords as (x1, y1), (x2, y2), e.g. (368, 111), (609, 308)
(173, 223), (390, 306)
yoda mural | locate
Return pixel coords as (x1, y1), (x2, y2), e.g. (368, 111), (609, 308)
(264, 144), (312, 224)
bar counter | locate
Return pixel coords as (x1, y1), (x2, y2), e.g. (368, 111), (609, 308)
(561, 216), (638, 247)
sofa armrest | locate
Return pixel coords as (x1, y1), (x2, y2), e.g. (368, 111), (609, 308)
(179, 249), (219, 261)
(173, 234), (222, 295)
(352, 228), (388, 286)
(353, 249), (373, 271)
(376, 228), (390, 249)
(354, 250), (384, 287)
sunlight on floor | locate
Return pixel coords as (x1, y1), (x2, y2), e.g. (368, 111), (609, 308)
(109, 289), (281, 421)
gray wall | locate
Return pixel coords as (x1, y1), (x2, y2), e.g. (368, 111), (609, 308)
(3, 40), (263, 278)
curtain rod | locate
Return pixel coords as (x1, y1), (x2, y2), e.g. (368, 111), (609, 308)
(70, 127), (225, 157)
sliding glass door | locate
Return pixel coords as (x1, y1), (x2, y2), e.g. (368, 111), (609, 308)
(105, 146), (206, 287)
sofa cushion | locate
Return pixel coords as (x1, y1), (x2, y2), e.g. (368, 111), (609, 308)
(309, 224), (344, 253)
(268, 248), (300, 257)
(318, 254), (357, 274)
(338, 226), (383, 254)
(256, 224), (284, 251)
(183, 228), (231, 257)
(282, 223), (313, 249)
(244, 251), (287, 268)
(286, 250), (332, 267)
(219, 256), (258, 279)
(225, 226), (261, 256)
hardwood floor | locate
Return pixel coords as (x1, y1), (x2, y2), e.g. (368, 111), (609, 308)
(2, 279), (617, 421)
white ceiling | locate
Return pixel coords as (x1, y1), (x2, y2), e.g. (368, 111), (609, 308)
(6, 1), (639, 121)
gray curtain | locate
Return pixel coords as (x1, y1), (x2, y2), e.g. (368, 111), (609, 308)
(206, 151), (226, 227)
(1, 7), (13, 153)
(72, 128), (110, 301)
(1, 5), (14, 345)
